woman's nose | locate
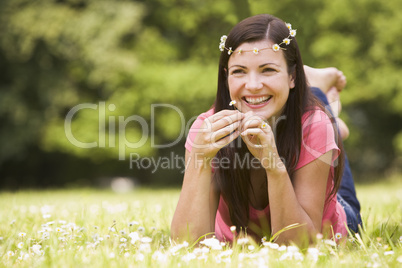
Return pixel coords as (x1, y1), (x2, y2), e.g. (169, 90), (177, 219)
(245, 73), (263, 91)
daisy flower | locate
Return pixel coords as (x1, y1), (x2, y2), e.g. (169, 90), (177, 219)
(335, 233), (342, 240)
(283, 38), (291, 45)
(228, 47), (233, 55)
(200, 237), (222, 250)
(17, 242), (24, 249)
(290, 29), (297, 37)
(286, 23), (292, 29)
(229, 100), (236, 106)
(253, 48), (259, 54)
(18, 232), (27, 238)
(31, 244), (42, 255)
(272, 44), (280, 52)
(220, 35), (227, 43)
(219, 43), (225, 51)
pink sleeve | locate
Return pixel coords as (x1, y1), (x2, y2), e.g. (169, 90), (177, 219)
(184, 109), (215, 152)
(295, 110), (340, 170)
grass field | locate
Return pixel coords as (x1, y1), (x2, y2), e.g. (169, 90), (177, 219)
(1, 177), (401, 267)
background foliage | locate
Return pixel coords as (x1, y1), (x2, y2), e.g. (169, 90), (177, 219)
(0, 0), (401, 188)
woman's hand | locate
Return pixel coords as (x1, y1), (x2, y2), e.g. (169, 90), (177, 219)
(240, 111), (284, 172)
(192, 110), (244, 162)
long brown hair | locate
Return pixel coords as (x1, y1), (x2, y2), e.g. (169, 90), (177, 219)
(213, 14), (344, 232)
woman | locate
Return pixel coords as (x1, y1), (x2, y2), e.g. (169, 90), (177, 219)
(171, 14), (360, 245)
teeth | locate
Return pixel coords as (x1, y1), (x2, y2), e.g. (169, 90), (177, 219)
(244, 96), (270, 104)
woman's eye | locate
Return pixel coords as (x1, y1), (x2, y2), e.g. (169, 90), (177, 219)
(262, 68), (275, 73)
(231, 69), (245, 75)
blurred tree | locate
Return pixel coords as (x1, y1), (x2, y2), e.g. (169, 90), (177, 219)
(309, 0), (402, 177)
(0, 0), (144, 160)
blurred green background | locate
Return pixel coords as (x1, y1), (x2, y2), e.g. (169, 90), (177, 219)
(0, 0), (401, 189)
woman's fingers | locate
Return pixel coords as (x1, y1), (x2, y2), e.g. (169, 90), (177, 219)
(214, 130), (240, 148)
(209, 111), (244, 131)
(209, 110), (242, 123)
(241, 128), (269, 148)
(193, 110), (244, 157)
(240, 112), (266, 131)
(212, 120), (241, 142)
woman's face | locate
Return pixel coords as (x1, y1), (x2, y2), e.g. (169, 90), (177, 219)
(227, 40), (295, 121)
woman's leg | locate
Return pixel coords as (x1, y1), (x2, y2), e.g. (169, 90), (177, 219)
(310, 87), (362, 231)
(304, 66), (350, 139)
(337, 194), (359, 233)
(305, 66), (362, 230)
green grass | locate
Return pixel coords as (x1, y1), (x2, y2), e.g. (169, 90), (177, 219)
(0, 178), (401, 267)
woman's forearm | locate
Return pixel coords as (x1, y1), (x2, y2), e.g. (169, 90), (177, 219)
(171, 153), (218, 242)
(267, 169), (319, 244)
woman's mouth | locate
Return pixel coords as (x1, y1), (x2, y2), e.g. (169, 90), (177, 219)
(242, 95), (272, 105)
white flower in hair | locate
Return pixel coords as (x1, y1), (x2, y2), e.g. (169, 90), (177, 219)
(229, 100), (236, 106)
(283, 38), (291, 45)
(290, 29), (297, 37)
(272, 44), (280, 51)
(286, 23), (292, 29)
(220, 35), (227, 43)
(219, 43), (225, 51)
(228, 47), (233, 55)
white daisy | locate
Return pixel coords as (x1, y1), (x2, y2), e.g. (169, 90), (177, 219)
(272, 44), (280, 52)
(335, 233), (342, 240)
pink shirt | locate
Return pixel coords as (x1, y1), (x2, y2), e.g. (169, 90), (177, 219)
(185, 108), (347, 242)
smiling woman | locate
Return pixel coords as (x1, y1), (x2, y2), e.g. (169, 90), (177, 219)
(227, 40), (294, 121)
(171, 14), (361, 246)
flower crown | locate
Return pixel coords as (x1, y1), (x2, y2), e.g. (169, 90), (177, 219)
(219, 23), (297, 55)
